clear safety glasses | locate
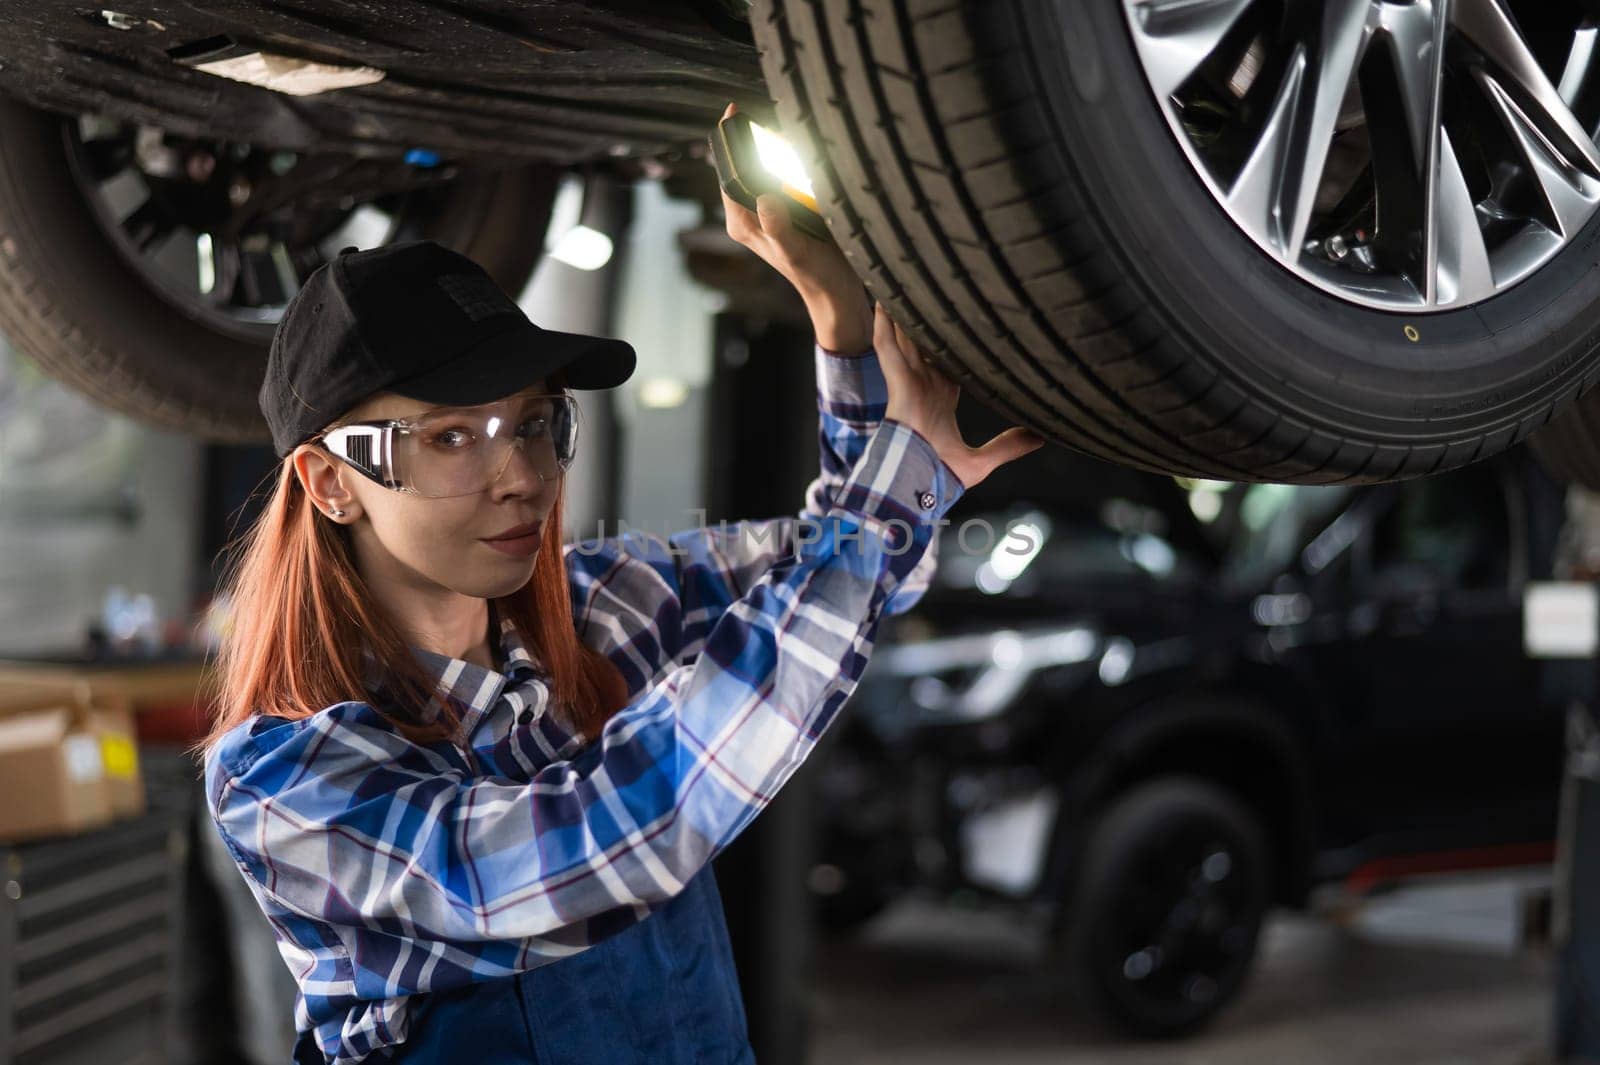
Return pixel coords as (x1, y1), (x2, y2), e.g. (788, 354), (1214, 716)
(317, 392), (579, 499)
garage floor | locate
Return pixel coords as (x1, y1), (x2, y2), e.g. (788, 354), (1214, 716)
(807, 876), (1554, 1065)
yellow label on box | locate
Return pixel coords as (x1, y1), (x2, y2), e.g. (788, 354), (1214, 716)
(100, 734), (138, 779)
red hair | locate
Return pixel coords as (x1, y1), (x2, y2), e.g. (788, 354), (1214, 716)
(192, 383), (630, 761)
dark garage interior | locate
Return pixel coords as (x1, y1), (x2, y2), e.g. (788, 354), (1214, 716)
(7, 3), (1600, 1064)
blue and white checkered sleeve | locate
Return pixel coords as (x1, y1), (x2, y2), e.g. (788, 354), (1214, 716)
(207, 418), (961, 965)
(806, 344), (964, 616)
(564, 345), (963, 670)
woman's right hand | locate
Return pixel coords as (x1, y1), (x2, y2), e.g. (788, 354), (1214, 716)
(874, 303), (1045, 490)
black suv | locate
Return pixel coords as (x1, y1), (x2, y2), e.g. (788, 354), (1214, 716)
(811, 441), (1570, 1037)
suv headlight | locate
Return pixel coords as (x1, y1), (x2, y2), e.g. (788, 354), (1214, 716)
(874, 626), (1098, 724)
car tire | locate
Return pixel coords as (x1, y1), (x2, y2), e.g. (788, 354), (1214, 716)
(0, 97), (559, 443)
(751, 0), (1600, 483)
(1057, 776), (1270, 1038)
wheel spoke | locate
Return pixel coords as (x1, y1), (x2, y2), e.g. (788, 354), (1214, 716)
(1123, 946), (1162, 981)
(205, 241), (244, 308)
(119, 195), (174, 253)
(1124, 0), (1257, 101)
(74, 135), (134, 184)
(196, 232), (216, 296)
(1376, 1), (1447, 174)
(1452, 0), (1600, 180)
(1200, 847), (1234, 883)
(1557, 25), (1599, 109)
(1430, 127), (1496, 305)
(1373, 0), (1466, 304)
(270, 240), (300, 301)
(1227, 1), (1374, 260)
(1478, 68), (1600, 237)
(237, 246), (284, 307)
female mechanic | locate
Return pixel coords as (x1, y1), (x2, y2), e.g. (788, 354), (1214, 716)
(195, 144), (1043, 1065)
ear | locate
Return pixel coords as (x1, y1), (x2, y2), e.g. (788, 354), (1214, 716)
(293, 444), (361, 523)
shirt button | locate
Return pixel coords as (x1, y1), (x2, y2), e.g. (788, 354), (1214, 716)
(517, 709), (534, 725)
(917, 490), (937, 510)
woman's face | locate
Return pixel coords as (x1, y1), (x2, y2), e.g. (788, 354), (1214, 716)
(293, 379), (562, 602)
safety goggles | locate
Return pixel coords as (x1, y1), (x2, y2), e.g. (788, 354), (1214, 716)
(317, 392), (579, 499)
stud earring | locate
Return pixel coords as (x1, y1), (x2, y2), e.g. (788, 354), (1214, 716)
(330, 508), (346, 518)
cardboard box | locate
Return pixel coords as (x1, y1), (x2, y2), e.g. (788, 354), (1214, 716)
(0, 706), (116, 842)
(87, 702), (145, 819)
(0, 682), (146, 839)
(0, 664), (183, 837)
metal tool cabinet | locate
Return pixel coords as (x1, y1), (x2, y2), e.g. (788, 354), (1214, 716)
(0, 773), (187, 1065)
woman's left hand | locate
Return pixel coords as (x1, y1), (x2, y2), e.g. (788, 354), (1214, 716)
(719, 103), (872, 353)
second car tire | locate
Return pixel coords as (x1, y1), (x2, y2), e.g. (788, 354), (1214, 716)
(1058, 775), (1270, 1037)
(0, 97), (560, 443)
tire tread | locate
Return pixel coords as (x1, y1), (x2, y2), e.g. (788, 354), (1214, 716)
(752, 0), (1600, 483)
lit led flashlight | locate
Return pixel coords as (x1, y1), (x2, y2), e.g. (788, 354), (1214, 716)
(709, 109), (831, 242)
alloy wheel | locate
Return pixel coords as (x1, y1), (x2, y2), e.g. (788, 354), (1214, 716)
(1122, 0), (1600, 310)
(62, 114), (464, 340)
(1101, 820), (1258, 1013)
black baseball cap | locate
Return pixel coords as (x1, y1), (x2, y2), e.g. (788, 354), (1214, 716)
(260, 240), (636, 458)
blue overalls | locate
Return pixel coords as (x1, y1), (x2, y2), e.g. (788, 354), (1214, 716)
(291, 864), (754, 1064)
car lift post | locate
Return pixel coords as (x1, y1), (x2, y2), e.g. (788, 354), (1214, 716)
(1554, 699), (1600, 1061)
(1525, 582), (1600, 1063)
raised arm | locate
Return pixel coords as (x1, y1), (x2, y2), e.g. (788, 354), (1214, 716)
(562, 337), (958, 683)
(561, 166), (951, 670)
(206, 417), (960, 963)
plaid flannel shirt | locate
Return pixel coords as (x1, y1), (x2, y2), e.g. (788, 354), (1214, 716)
(202, 343), (966, 1064)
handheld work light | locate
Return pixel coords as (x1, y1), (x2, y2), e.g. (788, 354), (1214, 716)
(709, 110), (831, 242)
